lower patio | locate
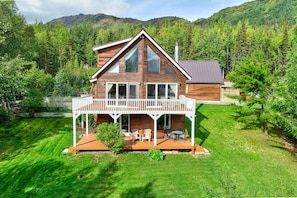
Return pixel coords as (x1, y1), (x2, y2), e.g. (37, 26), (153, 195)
(68, 133), (205, 155)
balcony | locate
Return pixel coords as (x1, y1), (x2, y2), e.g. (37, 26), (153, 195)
(72, 95), (196, 115)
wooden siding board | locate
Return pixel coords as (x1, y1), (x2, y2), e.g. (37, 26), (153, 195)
(186, 84), (221, 101)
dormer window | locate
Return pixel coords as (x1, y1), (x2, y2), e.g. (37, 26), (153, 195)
(125, 47), (138, 73)
(147, 46), (160, 74)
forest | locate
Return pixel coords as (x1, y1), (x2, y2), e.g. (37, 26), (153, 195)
(0, 1), (296, 139)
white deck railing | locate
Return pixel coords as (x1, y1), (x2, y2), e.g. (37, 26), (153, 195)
(72, 97), (196, 114)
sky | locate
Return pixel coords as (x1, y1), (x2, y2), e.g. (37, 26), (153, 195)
(15, 0), (252, 24)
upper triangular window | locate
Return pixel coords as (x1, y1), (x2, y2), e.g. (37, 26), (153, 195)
(165, 63), (176, 74)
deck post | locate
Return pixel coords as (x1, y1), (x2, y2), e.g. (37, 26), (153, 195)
(154, 119), (157, 146)
(81, 114), (84, 128)
(73, 115), (77, 147)
(147, 113), (163, 146)
(86, 113), (89, 135)
(191, 115), (195, 146)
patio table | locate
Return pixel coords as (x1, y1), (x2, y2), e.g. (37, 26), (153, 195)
(169, 130), (184, 140)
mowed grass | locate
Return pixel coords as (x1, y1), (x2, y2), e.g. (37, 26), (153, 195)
(0, 105), (297, 197)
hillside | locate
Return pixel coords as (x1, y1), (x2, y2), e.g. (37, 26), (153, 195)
(195, 0), (297, 26)
(49, 13), (190, 28)
(48, 0), (296, 28)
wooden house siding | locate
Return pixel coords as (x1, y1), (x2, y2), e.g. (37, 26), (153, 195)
(94, 38), (187, 99)
(97, 43), (127, 70)
(186, 84), (221, 101)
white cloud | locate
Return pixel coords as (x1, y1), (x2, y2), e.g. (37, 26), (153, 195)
(16, 0), (130, 23)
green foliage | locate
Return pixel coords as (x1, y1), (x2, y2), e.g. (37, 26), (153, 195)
(195, 0), (297, 26)
(1, 107), (297, 197)
(96, 122), (124, 154)
(147, 149), (165, 161)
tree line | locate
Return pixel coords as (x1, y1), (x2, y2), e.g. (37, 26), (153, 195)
(0, 1), (296, 138)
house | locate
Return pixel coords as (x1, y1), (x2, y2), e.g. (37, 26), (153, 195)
(71, 29), (198, 153)
(179, 60), (224, 101)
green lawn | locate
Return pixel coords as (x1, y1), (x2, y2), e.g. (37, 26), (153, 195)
(1, 105), (297, 197)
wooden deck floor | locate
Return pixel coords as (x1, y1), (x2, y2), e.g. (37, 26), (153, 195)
(68, 134), (205, 154)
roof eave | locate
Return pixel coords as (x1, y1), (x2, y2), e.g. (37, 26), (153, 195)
(91, 29), (192, 80)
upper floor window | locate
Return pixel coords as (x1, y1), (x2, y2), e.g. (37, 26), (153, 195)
(125, 47), (138, 73)
(165, 63), (176, 74)
(108, 62), (119, 73)
(147, 46), (160, 74)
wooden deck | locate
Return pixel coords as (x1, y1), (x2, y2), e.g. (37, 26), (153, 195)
(68, 134), (205, 155)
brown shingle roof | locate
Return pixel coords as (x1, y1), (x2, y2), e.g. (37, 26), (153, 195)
(178, 60), (224, 84)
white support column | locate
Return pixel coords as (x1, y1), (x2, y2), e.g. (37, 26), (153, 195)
(191, 115), (195, 146)
(186, 113), (196, 146)
(73, 115), (76, 147)
(86, 114), (89, 135)
(81, 114), (84, 128)
(109, 113), (122, 123)
(148, 113), (163, 146)
(73, 113), (81, 147)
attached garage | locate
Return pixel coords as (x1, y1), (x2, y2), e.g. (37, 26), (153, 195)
(179, 60), (224, 101)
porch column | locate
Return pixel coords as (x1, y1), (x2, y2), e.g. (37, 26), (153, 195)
(86, 114), (89, 135)
(109, 113), (122, 123)
(191, 115), (195, 146)
(148, 113), (163, 146)
(73, 115), (76, 147)
(73, 113), (81, 147)
(81, 114), (84, 128)
(186, 113), (195, 146)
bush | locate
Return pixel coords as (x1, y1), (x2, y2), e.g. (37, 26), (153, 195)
(147, 149), (165, 161)
(96, 122), (124, 154)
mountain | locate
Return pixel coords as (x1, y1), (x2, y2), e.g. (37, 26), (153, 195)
(194, 0), (297, 26)
(49, 13), (190, 28)
(48, 0), (297, 28)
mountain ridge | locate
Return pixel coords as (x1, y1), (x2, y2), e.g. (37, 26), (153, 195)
(48, 0), (297, 28)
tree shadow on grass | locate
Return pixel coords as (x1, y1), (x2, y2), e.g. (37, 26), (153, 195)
(0, 117), (72, 161)
(195, 104), (211, 146)
(120, 180), (155, 198)
(0, 156), (121, 198)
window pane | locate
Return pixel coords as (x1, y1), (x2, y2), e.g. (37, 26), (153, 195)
(168, 84), (176, 99)
(125, 47), (138, 73)
(119, 84), (126, 99)
(147, 84), (156, 99)
(158, 84), (166, 99)
(108, 62), (119, 73)
(147, 46), (160, 74)
(107, 83), (116, 99)
(165, 63), (176, 74)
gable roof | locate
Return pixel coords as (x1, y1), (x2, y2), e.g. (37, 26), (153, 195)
(92, 37), (132, 51)
(91, 29), (191, 81)
(178, 60), (224, 84)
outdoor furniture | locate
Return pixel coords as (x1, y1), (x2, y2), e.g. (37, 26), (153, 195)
(168, 130), (184, 140)
(131, 129), (141, 142)
(142, 129), (152, 142)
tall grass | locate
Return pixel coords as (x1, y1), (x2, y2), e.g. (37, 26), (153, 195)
(0, 105), (297, 197)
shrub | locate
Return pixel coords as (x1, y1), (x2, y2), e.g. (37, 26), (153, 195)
(96, 122), (124, 154)
(147, 149), (165, 161)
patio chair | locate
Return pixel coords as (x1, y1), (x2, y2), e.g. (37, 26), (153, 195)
(131, 129), (141, 142)
(142, 129), (152, 142)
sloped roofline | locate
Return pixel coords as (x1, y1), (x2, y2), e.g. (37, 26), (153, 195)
(91, 29), (191, 80)
(92, 37), (133, 51)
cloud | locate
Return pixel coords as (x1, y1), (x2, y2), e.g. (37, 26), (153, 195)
(16, 0), (130, 23)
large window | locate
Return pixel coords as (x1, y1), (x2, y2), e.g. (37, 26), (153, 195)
(107, 82), (139, 104)
(146, 83), (177, 99)
(165, 63), (176, 74)
(108, 62), (119, 73)
(147, 46), (160, 74)
(125, 47), (138, 73)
